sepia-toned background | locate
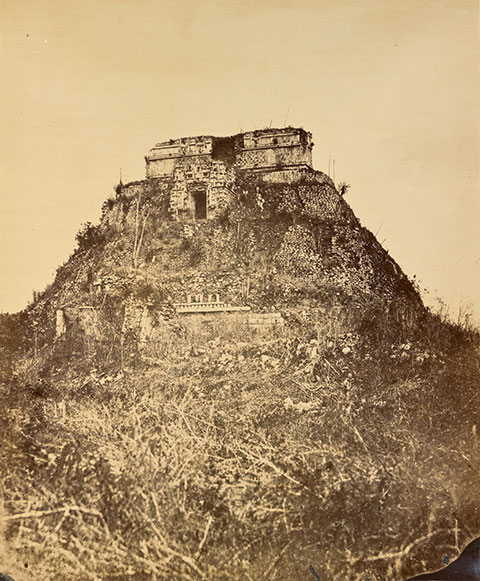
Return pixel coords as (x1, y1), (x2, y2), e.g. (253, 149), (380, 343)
(0, 0), (478, 319)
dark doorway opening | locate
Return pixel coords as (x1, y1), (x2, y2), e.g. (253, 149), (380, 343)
(193, 191), (207, 220)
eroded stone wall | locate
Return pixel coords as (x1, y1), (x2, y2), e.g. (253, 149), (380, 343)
(146, 136), (214, 178)
(122, 298), (174, 344)
(235, 143), (311, 171)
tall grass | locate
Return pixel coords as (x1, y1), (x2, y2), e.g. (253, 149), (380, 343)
(1, 302), (479, 580)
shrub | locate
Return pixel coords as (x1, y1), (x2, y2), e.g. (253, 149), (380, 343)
(75, 222), (105, 252)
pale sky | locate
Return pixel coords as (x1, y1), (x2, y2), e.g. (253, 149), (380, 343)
(1, 0), (479, 320)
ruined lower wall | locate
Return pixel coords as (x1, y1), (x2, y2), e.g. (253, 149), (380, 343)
(55, 306), (99, 339)
(166, 310), (285, 335)
(122, 299), (175, 343)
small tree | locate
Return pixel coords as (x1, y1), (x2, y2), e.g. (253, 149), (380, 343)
(338, 182), (351, 197)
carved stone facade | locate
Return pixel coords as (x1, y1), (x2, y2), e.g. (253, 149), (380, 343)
(236, 128), (313, 173)
(144, 128), (315, 219)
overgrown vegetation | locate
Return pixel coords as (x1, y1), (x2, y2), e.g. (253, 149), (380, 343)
(1, 297), (479, 580)
(1, 176), (479, 580)
(75, 222), (106, 252)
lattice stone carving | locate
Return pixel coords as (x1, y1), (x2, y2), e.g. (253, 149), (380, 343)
(237, 150), (267, 168)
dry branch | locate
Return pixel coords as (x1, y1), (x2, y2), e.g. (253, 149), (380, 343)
(195, 515), (213, 560)
(1, 505), (103, 522)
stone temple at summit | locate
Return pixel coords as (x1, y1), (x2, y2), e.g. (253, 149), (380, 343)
(135, 127), (332, 220)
